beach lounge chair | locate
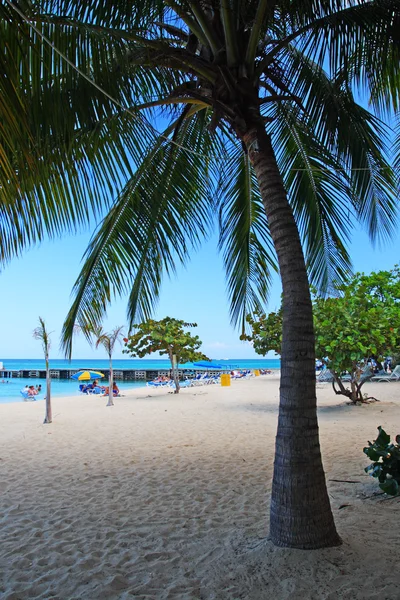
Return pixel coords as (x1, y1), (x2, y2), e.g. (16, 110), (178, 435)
(371, 365), (400, 382)
(20, 390), (36, 401)
(79, 384), (95, 395)
(169, 380), (193, 390)
(146, 379), (172, 388)
(192, 373), (215, 385)
(91, 386), (104, 394)
(341, 366), (373, 383)
(79, 384), (104, 394)
(316, 369), (334, 382)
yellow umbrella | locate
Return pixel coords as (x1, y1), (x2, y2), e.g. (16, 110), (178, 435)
(71, 370), (104, 381)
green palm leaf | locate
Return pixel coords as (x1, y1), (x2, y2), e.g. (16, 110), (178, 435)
(61, 109), (216, 356)
(217, 141), (277, 331)
(271, 101), (353, 293)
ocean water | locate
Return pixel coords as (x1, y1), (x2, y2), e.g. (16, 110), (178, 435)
(0, 358), (280, 404)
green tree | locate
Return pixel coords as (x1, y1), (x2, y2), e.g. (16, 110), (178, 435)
(314, 269), (400, 402)
(123, 318), (209, 393)
(246, 268), (400, 403)
(2, 0), (400, 549)
(33, 317), (52, 424)
(87, 325), (125, 406)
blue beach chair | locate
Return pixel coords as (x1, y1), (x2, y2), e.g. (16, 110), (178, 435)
(20, 390), (36, 401)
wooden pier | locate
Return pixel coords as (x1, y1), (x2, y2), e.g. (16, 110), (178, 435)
(0, 367), (227, 381)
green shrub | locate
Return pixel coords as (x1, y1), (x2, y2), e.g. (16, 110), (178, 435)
(364, 427), (400, 495)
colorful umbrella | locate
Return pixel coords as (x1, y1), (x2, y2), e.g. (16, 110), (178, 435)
(71, 370), (105, 381)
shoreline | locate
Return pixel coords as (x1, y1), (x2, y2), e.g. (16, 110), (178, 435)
(0, 370), (281, 405)
(1, 376), (399, 599)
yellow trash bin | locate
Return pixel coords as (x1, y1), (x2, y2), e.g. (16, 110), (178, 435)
(221, 373), (231, 386)
(254, 370), (260, 376)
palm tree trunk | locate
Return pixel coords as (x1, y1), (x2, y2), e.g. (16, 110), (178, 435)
(44, 356), (52, 424)
(243, 125), (341, 549)
(107, 357), (114, 407)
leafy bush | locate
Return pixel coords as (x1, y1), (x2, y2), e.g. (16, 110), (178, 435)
(364, 427), (400, 495)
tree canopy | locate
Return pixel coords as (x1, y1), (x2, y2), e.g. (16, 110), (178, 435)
(124, 317), (208, 363)
(123, 317), (209, 392)
(245, 267), (400, 402)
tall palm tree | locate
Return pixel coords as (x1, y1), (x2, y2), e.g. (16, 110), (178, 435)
(33, 317), (52, 424)
(1, 1), (399, 548)
(90, 326), (125, 407)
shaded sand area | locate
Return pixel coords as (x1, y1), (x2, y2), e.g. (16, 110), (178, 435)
(1, 376), (400, 599)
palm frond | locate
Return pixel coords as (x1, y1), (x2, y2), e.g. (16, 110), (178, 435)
(270, 102), (354, 293)
(278, 48), (398, 244)
(61, 109), (216, 356)
(217, 140), (277, 332)
(273, 0), (400, 85)
(0, 11), (169, 263)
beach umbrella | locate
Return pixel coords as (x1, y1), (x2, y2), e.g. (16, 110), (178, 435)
(71, 370), (104, 380)
(193, 361), (224, 369)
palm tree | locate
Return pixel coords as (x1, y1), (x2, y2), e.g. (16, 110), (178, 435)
(33, 317), (52, 424)
(2, 1), (399, 548)
(90, 326), (125, 406)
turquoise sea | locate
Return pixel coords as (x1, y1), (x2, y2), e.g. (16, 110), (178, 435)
(0, 358), (281, 404)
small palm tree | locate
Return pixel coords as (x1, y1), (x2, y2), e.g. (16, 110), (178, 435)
(90, 326), (125, 406)
(33, 317), (52, 424)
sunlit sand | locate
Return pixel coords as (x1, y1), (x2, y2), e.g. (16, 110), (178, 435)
(1, 376), (399, 599)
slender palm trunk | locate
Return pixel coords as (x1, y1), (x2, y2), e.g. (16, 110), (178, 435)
(243, 125), (341, 548)
(107, 357), (114, 406)
(44, 356), (52, 424)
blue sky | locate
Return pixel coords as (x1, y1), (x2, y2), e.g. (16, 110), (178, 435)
(0, 219), (399, 360)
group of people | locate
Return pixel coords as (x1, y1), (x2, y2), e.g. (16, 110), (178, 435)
(230, 370), (252, 378)
(153, 376), (171, 383)
(367, 356), (392, 374)
(81, 379), (120, 397)
(21, 384), (42, 397)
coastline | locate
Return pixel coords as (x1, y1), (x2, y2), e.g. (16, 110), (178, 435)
(1, 376), (399, 599)
(0, 368), (281, 404)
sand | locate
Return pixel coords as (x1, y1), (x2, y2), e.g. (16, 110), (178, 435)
(1, 375), (400, 600)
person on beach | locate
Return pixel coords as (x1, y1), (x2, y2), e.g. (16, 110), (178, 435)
(36, 385), (42, 393)
(89, 379), (106, 392)
(27, 385), (38, 397)
(103, 382), (120, 397)
(384, 357), (392, 372)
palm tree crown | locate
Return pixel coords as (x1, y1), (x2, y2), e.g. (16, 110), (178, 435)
(93, 325), (125, 359)
(1, 1), (398, 346)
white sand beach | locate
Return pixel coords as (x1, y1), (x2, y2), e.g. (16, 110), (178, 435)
(1, 375), (400, 599)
